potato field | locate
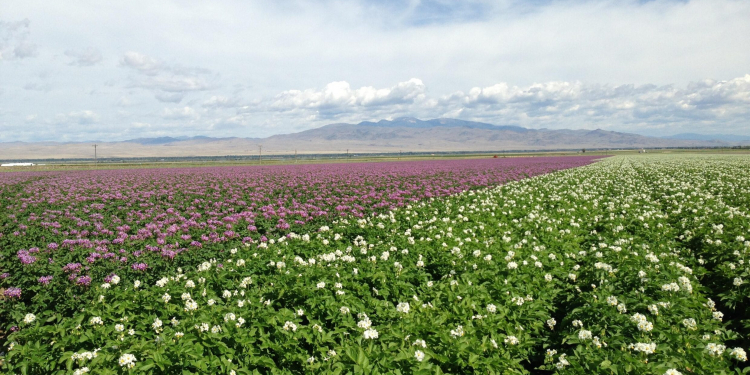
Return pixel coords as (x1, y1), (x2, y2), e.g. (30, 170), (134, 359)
(1, 155), (748, 374)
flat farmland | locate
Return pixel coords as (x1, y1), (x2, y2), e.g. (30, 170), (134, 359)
(1, 155), (748, 374)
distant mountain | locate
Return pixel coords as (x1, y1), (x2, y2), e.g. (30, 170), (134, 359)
(124, 136), (233, 145)
(125, 136), (186, 145)
(1, 117), (745, 160)
(358, 117), (529, 132)
(269, 117), (730, 150)
(663, 133), (750, 142)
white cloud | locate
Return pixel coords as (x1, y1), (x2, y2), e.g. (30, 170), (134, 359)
(53, 110), (100, 125)
(271, 78), (426, 112)
(121, 51), (162, 75)
(0, 19), (37, 60)
(23, 82), (51, 92)
(161, 106), (199, 120)
(154, 92), (185, 103)
(64, 47), (103, 66)
(1, 0), (750, 141)
(116, 97), (134, 107)
(232, 74), (750, 136)
(121, 51), (215, 102)
(145, 75), (212, 92)
(203, 95), (240, 108)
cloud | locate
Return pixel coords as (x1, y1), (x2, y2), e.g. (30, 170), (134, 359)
(2, 0), (750, 142)
(23, 82), (52, 92)
(121, 51), (215, 101)
(115, 97), (134, 107)
(154, 92), (185, 103)
(210, 116), (246, 131)
(431, 74), (750, 132)
(231, 74), (750, 135)
(121, 51), (162, 75)
(270, 78), (426, 114)
(53, 110), (100, 125)
(145, 75), (211, 92)
(161, 106), (199, 120)
(0, 19), (38, 60)
(203, 95), (240, 108)
(377, 0), (492, 26)
(64, 47), (103, 66)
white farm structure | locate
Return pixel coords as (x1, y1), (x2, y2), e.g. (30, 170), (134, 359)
(1, 163), (36, 167)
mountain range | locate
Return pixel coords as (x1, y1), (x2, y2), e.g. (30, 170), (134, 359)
(1, 118), (747, 160)
(662, 133), (750, 142)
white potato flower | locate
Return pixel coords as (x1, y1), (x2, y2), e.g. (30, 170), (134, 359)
(396, 302), (410, 314)
(363, 328), (379, 339)
(23, 313), (36, 324)
(118, 353), (137, 369)
(578, 330), (592, 340)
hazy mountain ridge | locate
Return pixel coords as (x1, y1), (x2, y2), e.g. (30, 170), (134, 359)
(0, 118), (745, 160)
(663, 133), (750, 142)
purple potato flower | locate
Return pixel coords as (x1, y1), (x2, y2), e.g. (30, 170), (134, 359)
(4, 287), (22, 298)
(131, 263), (148, 271)
(76, 275), (92, 286)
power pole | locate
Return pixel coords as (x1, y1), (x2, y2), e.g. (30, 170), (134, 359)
(294, 149), (297, 163)
(346, 149), (349, 160)
(93, 144), (97, 165)
(399, 149), (401, 160)
(259, 145), (262, 165)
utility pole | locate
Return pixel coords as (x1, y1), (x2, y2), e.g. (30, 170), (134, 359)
(259, 145), (262, 165)
(399, 149), (402, 160)
(294, 149), (297, 164)
(346, 149), (349, 160)
(93, 144), (97, 165)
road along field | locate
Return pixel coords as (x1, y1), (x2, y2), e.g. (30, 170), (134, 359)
(1, 155), (749, 374)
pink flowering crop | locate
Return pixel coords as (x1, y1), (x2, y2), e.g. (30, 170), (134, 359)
(3, 287), (22, 298)
(0, 156), (599, 304)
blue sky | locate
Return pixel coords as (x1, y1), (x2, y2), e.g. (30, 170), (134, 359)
(1, 0), (749, 142)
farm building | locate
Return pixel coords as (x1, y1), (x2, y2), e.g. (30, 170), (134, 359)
(1, 163), (35, 167)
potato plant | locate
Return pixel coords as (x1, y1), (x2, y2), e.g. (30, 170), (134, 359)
(2, 155), (749, 374)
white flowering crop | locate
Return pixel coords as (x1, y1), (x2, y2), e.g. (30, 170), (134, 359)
(118, 354), (137, 369)
(578, 330), (592, 340)
(7, 155), (750, 374)
(730, 347), (747, 362)
(23, 313), (36, 324)
(396, 302), (410, 314)
(363, 328), (379, 339)
(283, 321), (297, 332)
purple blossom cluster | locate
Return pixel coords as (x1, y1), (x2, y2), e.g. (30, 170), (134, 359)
(131, 263), (148, 271)
(75, 275), (92, 286)
(17, 249), (37, 265)
(3, 287), (22, 298)
(0, 156), (599, 293)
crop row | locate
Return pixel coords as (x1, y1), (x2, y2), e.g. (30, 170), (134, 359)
(2, 155), (748, 374)
(0, 157), (596, 321)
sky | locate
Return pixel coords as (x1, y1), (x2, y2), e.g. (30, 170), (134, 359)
(1, 0), (749, 142)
